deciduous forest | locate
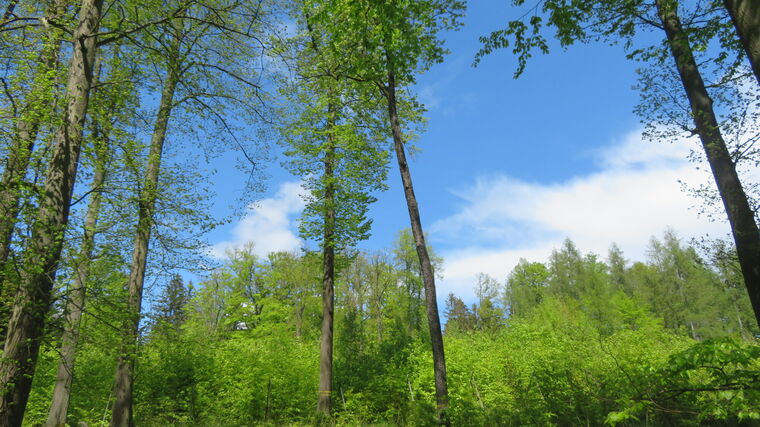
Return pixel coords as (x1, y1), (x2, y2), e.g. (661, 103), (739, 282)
(0, 0), (759, 426)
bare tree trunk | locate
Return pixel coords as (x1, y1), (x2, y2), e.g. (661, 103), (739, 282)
(46, 57), (110, 426)
(317, 98), (337, 417)
(0, 0), (66, 340)
(383, 69), (450, 426)
(723, 0), (760, 86)
(110, 54), (179, 427)
(45, 147), (106, 427)
(657, 0), (760, 329)
(0, 0), (103, 423)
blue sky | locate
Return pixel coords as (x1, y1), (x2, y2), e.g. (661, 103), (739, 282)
(203, 1), (739, 302)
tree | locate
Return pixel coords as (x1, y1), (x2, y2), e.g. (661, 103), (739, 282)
(45, 47), (129, 426)
(151, 274), (191, 335)
(655, 0), (760, 329)
(366, 251), (395, 343)
(473, 273), (505, 331)
(320, 1), (466, 421)
(478, 0), (760, 329)
(109, 21), (183, 425)
(279, 4), (390, 412)
(108, 1), (267, 422)
(444, 293), (474, 334)
(722, 0), (760, 86)
(0, 0), (67, 313)
(505, 259), (549, 318)
(0, 0), (105, 422)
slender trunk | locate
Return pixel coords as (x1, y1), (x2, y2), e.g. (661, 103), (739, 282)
(317, 98), (337, 417)
(383, 70), (450, 426)
(657, 0), (760, 328)
(0, 0), (103, 423)
(0, 0), (66, 340)
(45, 149), (106, 427)
(46, 56), (110, 427)
(110, 56), (179, 427)
(723, 0), (760, 87)
(295, 303), (304, 338)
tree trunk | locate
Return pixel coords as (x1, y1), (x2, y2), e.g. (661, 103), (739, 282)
(656, 0), (760, 328)
(110, 54), (179, 427)
(45, 56), (110, 427)
(317, 98), (337, 417)
(723, 0), (760, 87)
(0, 0), (66, 341)
(45, 148), (107, 427)
(0, 0), (103, 423)
(383, 70), (450, 426)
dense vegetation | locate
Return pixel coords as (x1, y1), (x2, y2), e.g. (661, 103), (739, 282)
(19, 231), (760, 425)
(0, 0), (759, 425)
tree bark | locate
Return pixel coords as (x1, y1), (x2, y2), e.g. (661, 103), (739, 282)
(45, 147), (106, 427)
(656, 0), (760, 328)
(0, 0), (66, 341)
(110, 52), (179, 427)
(45, 56), (110, 427)
(317, 98), (337, 417)
(723, 0), (760, 87)
(0, 0), (103, 423)
(383, 69), (450, 426)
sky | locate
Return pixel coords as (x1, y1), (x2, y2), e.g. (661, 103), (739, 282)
(202, 1), (739, 304)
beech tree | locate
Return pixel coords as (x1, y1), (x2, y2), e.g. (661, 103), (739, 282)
(301, 1), (465, 422)
(722, 0), (760, 86)
(279, 3), (389, 413)
(478, 0), (760, 329)
(108, 1), (267, 423)
(0, 0), (68, 340)
(45, 51), (116, 427)
(0, 0), (105, 423)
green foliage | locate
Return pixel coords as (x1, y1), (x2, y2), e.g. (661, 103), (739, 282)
(22, 233), (760, 425)
(608, 338), (760, 425)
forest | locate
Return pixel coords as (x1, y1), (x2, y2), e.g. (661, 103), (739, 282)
(0, 0), (759, 426)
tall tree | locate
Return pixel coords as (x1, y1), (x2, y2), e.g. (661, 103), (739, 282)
(151, 274), (191, 335)
(280, 2), (391, 414)
(0, 0), (104, 422)
(310, 2), (465, 421)
(722, 0), (760, 86)
(0, 0), (67, 340)
(109, 1), (267, 422)
(478, 0), (760, 329)
(655, 0), (760, 328)
(45, 47), (128, 426)
(505, 259), (550, 317)
(109, 28), (181, 426)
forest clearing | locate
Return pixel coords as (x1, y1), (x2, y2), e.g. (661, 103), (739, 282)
(0, 0), (759, 425)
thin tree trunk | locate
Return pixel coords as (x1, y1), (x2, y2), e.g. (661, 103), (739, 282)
(383, 69), (450, 426)
(45, 146), (107, 427)
(0, 0), (103, 423)
(317, 98), (337, 417)
(0, 0), (66, 340)
(723, 0), (760, 87)
(110, 54), (179, 427)
(657, 0), (760, 329)
(45, 56), (110, 427)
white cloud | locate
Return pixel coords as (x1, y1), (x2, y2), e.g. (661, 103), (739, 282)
(432, 129), (733, 301)
(210, 181), (306, 259)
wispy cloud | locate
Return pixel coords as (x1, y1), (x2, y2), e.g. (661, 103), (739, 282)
(431, 129), (732, 300)
(210, 181), (306, 259)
